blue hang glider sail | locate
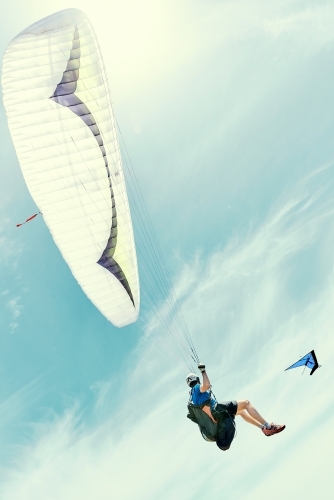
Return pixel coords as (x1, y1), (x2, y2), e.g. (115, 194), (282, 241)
(285, 350), (319, 376)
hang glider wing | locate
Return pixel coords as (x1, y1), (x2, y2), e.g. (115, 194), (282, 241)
(285, 350), (319, 376)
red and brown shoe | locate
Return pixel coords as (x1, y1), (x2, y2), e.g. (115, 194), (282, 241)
(261, 426), (277, 437)
(270, 423), (286, 434)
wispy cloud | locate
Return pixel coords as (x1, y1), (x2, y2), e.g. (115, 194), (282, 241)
(5, 296), (23, 332)
(6, 297), (22, 319)
(1, 0), (334, 498)
(264, 3), (334, 51)
(0, 158), (333, 499)
(0, 218), (17, 263)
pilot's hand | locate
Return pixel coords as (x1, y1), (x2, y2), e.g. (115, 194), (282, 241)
(198, 363), (206, 373)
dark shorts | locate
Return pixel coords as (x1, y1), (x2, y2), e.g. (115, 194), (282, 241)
(212, 400), (237, 420)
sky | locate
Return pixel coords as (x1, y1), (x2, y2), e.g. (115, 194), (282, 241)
(0, 0), (334, 498)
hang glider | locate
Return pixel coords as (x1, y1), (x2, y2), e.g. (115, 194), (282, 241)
(285, 350), (319, 376)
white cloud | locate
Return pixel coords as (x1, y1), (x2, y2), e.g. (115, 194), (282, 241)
(0, 157), (333, 499)
(0, 217), (23, 268)
(263, 3), (334, 51)
(1, 0), (334, 498)
(6, 297), (22, 319)
(5, 296), (23, 332)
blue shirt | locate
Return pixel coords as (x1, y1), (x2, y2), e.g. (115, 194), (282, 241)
(190, 384), (217, 408)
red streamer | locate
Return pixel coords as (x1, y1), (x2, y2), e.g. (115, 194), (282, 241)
(16, 212), (42, 227)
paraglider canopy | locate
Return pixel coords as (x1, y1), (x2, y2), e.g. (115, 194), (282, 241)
(2, 9), (140, 328)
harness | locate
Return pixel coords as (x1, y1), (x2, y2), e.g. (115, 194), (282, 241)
(187, 387), (218, 442)
(187, 387), (237, 449)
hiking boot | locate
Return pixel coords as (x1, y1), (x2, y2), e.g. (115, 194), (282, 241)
(270, 423), (286, 434)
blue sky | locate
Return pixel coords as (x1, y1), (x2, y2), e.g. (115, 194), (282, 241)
(1, 1), (334, 498)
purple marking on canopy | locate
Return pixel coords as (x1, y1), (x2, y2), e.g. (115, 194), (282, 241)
(50, 25), (134, 306)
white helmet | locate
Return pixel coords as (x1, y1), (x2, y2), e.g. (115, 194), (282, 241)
(186, 373), (200, 387)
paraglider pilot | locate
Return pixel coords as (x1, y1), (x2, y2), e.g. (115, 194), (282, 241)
(186, 364), (285, 451)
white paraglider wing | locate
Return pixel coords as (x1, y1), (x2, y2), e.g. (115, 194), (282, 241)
(2, 8), (140, 327)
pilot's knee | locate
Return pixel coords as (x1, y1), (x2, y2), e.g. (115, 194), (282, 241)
(237, 400), (249, 411)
